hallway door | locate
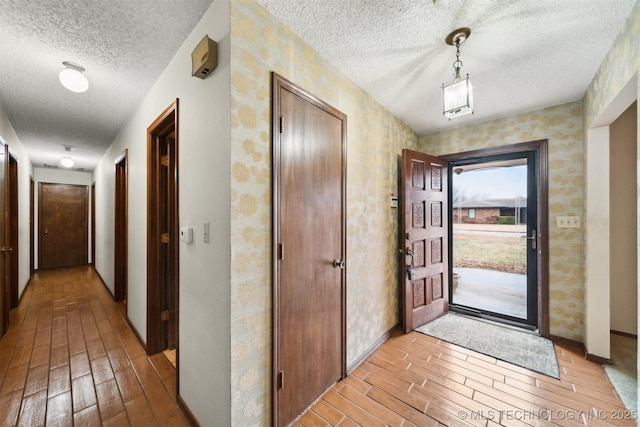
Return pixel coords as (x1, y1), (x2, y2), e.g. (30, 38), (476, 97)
(114, 151), (128, 302)
(0, 140), (7, 334)
(147, 101), (179, 358)
(272, 73), (346, 427)
(38, 183), (88, 269)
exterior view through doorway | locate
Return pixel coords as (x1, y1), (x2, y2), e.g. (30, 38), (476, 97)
(401, 141), (549, 336)
(444, 141), (549, 333)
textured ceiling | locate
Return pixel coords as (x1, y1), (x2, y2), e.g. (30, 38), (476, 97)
(0, 0), (213, 171)
(257, 0), (637, 135)
(0, 1), (636, 171)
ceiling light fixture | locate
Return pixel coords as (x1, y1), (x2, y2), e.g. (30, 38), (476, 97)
(59, 61), (89, 93)
(442, 28), (473, 120)
(61, 156), (74, 168)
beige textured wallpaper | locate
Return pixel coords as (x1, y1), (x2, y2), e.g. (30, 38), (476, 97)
(583, 0), (639, 128)
(419, 101), (585, 341)
(229, 0), (418, 423)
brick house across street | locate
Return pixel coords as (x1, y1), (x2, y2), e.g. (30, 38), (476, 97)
(452, 196), (527, 225)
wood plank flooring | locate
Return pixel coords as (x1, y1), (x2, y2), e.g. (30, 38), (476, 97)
(0, 266), (188, 426)
(295, 331), (637, 426)
(2, 266), (635, 426)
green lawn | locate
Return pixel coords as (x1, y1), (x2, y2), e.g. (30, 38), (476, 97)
(452, 232), (526, 274)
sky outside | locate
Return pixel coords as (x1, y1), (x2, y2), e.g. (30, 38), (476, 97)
(453, 165), (527, 200)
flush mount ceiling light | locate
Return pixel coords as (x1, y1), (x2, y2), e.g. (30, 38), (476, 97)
(59, 61), (89, 93)
(60, 156), (74, 168)
(61, 146), (74, 167)
(442, 28), (473, 120)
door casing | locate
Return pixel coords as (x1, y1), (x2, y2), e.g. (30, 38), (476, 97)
(38, 183), (89, 270)
(114, 150), (128, 302)
(146, 100), (179, 376)
(271, 72), (347, 426)
(8, 153), (18, 308)
(442, 140), (549, 336)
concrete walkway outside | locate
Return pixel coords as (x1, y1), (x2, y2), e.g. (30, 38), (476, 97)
(452, 267), (527, 319)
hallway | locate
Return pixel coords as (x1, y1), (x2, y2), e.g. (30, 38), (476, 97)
(0, 266), (189, 426)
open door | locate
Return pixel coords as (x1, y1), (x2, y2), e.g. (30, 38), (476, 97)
(400, 149), (448, 333)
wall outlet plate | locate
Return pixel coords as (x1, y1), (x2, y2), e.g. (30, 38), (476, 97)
(556, 216), (580, 228)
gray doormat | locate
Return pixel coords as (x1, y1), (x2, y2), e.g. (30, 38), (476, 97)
(416, 314), (560, 378)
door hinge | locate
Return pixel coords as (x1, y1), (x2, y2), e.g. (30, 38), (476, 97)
(161, 310), (170, 321)
(278, 242), (284, 260)
(278, 370), (284, 389)
(279, 116), (283, 133)
(161, 233), (170, 244)
(161, 155), (169, 166)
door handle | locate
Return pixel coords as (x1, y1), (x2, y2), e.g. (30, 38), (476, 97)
(521, 229), (536, 250)
(0, 247), (13, 253)
(333, 259), (345, 269)
(44, 229), (49, 234)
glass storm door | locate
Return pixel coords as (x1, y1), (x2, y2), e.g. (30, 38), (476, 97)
(449, 151), (538, 329)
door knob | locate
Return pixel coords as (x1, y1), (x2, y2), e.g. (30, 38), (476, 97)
(44, 229), (49, 234)
(333, 259), (345, 269)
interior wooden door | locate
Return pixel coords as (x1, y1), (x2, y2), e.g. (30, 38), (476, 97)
(114, 151), (128, 302)
(38, 183), (88, 269)
(400, 149), (449, 333)
(9, 154), (18, 308)
(0, 140), (7, 334)
(272, 73), (346, 427)
(146, 101), (179, 358)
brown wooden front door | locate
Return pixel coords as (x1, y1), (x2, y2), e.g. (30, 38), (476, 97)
(272, 73), (346, 427)
(400, 149), (448, 333)
(38, 183), (88, 270)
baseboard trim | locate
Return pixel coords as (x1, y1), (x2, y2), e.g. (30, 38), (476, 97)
(346, 324), (399, 375)
(94, 268), (114, 299)
(177, 394), (200, 427)
(93, 267), (147, 353)
(586, 353), (613, 365)
(548, 334), (613, 364)
(548, 334), (585, 351)
(610, 329), (637, 339)
(18, 276), (34, 305)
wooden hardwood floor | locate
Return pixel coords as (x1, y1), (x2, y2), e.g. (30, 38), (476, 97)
(1, 266), (635, 426)
(0, 266), (188, 426)
(295, 331), (637, 426)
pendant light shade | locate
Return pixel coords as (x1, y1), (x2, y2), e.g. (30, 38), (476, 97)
(442, 28), (473, 120)
(59, 61), (89, 93)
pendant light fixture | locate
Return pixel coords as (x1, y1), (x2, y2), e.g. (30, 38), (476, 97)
(442, 28), (473, 120)
(59, 61), (89, 93)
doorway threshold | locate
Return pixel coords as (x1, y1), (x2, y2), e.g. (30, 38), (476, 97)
(449, 306), (540, 335)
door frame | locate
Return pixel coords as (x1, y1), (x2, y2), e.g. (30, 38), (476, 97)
(37, 182), (89, 270)
(442, 140), (549, 336)
(271, 72), (347, 426)
(30, 176), (34, 276)
(91, 182), (96, 267)
(114, 150), (128, 302)
(8, 153), (18, 308)
(146, 100), (179, 362)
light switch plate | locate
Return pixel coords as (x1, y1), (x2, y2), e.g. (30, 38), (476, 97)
(556, 216), (580, 228)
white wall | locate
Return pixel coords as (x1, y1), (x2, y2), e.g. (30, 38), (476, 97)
(0, 105), (33, 298)
(33, 167), (93, 270)
(93, 0), (231, 424)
